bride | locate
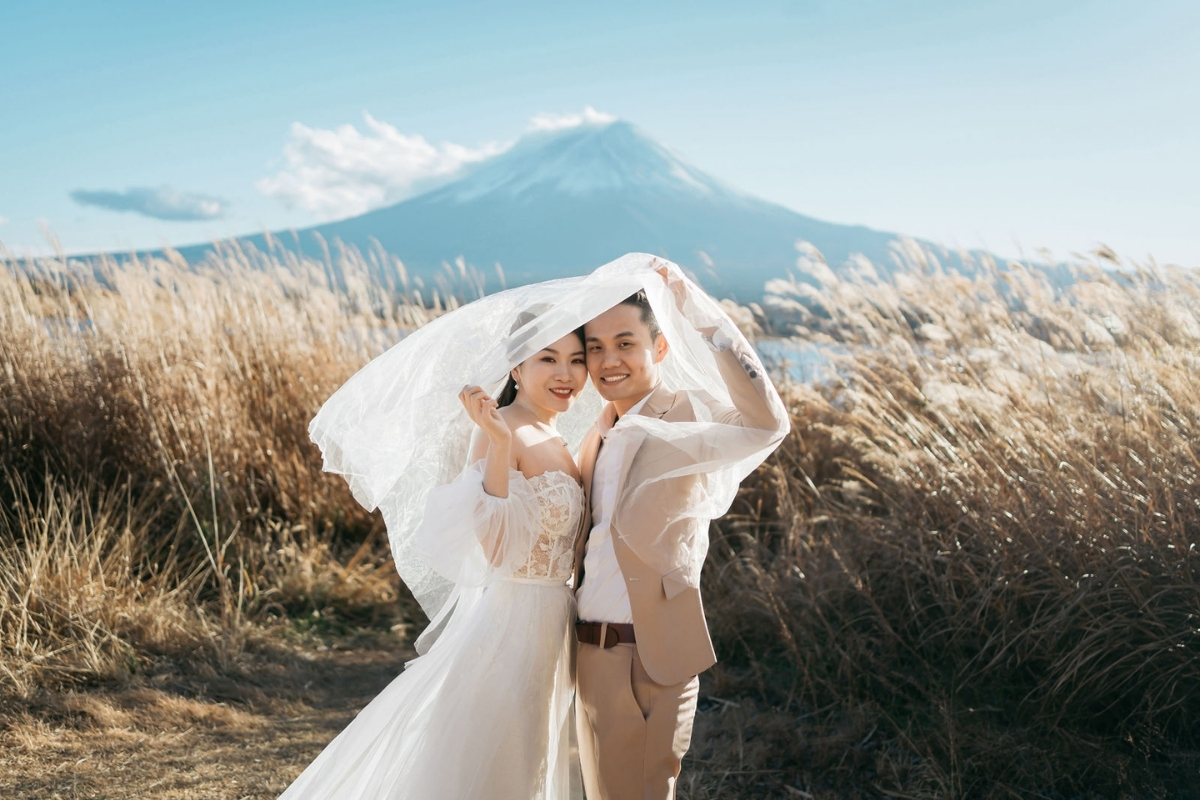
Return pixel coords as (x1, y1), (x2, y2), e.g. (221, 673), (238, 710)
(279, 322), (589, 800)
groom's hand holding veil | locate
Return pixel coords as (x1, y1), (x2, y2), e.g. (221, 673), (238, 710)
(652, 260), (720, 342)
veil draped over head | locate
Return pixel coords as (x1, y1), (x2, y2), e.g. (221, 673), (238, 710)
(309, 253), (787, 636)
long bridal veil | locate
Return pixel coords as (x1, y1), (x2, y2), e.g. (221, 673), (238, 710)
(308, 252), (788, 645)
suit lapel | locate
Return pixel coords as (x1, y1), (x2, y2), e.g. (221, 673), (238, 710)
(609, 383), (675, 514)
(572, 384), (676, 592)
(579, 425), (601, 506)
(572, 425), (602, 590)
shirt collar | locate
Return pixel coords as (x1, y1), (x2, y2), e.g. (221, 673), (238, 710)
(598, 388), (656, 439)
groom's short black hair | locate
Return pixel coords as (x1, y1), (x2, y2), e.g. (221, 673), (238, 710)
(619, 290), (662, 339)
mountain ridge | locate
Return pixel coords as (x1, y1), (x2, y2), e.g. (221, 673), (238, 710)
(137, 120), (951, 299)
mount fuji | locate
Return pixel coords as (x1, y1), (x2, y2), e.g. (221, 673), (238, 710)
(170, 121), (945, 299)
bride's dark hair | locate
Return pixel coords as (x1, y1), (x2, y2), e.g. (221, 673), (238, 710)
(498, 307), (586, 408)
(496, 373), (522, 409)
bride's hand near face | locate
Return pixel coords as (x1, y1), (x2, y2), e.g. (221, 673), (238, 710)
(460, 385), (512, 498)
(459, 385), (511, 444)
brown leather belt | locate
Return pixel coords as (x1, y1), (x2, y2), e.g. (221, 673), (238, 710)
(576, 621), (636, 649)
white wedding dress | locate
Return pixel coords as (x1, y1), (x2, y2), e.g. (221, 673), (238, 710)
(278, 465), (584, 800)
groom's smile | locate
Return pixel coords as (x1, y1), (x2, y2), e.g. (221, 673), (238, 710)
(584, 299), (670, 416)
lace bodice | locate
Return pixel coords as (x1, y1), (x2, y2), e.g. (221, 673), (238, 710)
(508, 470), (584, 582)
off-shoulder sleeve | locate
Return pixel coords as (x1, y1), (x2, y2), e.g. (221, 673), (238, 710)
(414, 463), (542, 588)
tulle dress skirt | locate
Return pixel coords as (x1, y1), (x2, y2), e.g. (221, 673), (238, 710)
(278, 577), (575, 800)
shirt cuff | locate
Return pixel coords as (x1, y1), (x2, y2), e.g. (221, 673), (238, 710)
(704, 327), (733, 353)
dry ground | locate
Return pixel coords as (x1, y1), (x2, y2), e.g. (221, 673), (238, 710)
(0, 633), (782, 800)
(0, 633), (414, 800)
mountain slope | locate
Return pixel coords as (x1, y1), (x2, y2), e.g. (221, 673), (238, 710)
(170, 121), (932, 299)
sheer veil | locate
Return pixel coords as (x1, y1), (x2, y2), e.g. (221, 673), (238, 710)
(308, 252), (786, 638)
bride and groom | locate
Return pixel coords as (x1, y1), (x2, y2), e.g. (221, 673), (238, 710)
(287, 254), (789, 799)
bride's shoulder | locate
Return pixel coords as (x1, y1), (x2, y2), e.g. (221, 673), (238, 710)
(497, 405), (542, 438)
(496, 404), (525, 424)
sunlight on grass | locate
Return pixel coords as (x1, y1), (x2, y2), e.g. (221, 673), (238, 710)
(1, 238), (1198, 798)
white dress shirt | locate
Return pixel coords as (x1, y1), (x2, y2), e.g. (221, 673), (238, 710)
(576, 391), (654, 624)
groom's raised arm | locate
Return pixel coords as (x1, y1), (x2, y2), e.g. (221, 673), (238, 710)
(659, 266), (789, 437)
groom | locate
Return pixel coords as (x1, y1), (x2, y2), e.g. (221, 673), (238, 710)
(573, 263), (789, 799)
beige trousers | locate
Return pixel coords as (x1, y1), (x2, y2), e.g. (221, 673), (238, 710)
(575, 641), (700, 800)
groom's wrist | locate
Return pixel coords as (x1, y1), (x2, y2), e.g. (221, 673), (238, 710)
(697, 325), (732, 353)
(703, 327), (733, 353)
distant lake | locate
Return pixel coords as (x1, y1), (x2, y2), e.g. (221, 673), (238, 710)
(755, 338), (845, 384)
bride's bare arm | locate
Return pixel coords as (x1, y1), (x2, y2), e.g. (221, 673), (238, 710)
(459, 385), (512, 498)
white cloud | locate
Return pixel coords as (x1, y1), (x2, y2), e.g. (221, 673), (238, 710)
(69, 186), (227, 221)
(0, 216), (8, 225)
(256, 112), (506, 219)
(529, 105), (617, 132)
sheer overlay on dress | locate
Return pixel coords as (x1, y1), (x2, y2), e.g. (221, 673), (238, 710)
(277, 466), (583, 800)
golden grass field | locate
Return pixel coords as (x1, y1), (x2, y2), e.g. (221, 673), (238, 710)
(2, 240), (1198, 798)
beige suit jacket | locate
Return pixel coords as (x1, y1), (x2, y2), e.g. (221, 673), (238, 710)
(573, 332), (788, 686)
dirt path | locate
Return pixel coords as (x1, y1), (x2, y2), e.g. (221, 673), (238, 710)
(1, 633), (766, 799)
(1, 637), (415, 800)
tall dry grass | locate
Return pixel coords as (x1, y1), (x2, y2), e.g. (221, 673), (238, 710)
(0, 241), (455, 696)
(692, 243), (1200, 798)
(2, 237), (1198, 798)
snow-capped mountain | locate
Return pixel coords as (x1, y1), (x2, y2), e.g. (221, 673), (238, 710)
(171, 121), (931, 299)
(431, 121), (738, 202)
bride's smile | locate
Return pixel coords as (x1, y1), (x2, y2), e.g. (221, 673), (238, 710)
(507, 333), (588, 417)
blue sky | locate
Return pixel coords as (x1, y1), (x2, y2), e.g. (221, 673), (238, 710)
(2, 0), (1197, 265)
